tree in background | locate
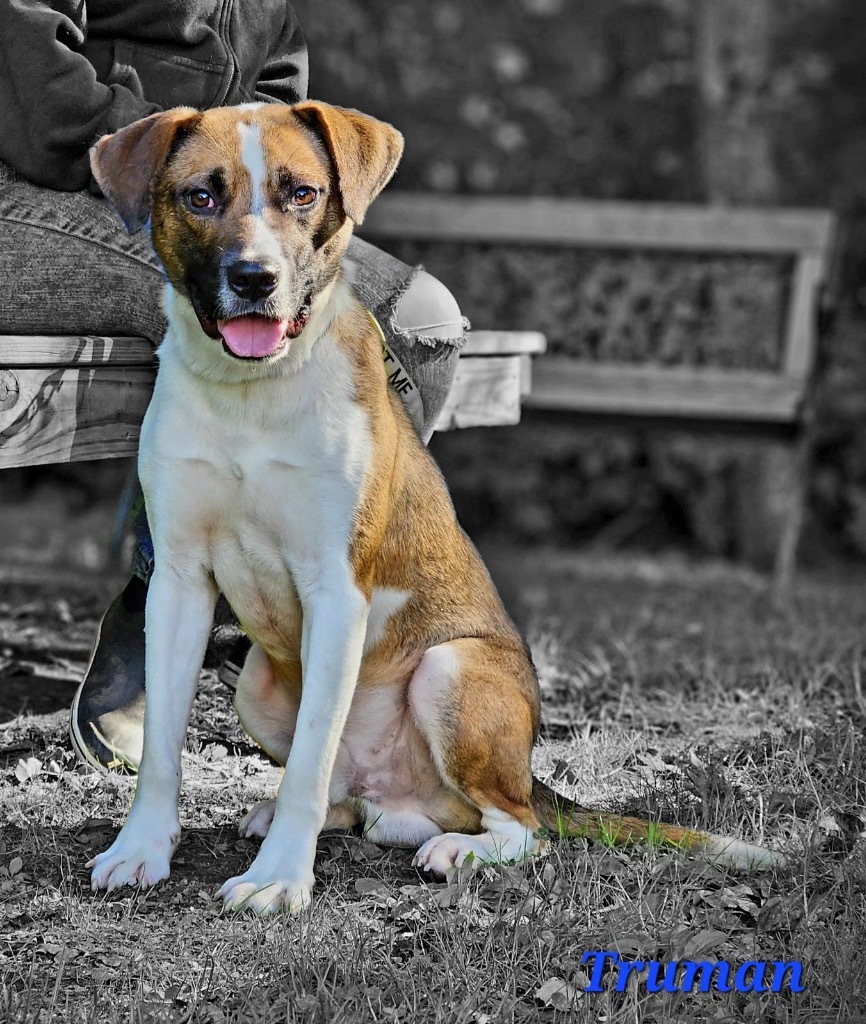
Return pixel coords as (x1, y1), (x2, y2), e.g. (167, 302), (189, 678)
(696, 0), (778, 204)
(663, 0), (796, 570)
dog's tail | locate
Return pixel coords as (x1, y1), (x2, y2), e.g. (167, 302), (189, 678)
(531, 778), (783, 871)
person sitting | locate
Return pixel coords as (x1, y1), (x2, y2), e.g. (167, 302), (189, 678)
(0, 0), (466, 769)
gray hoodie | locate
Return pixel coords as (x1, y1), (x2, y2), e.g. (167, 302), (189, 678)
(0, 0), (308, 189)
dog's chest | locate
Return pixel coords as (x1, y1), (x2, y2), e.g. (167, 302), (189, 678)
(205, 450), (332, 642)
(142, 358), (372, 648)
(226, 449), (360, 636)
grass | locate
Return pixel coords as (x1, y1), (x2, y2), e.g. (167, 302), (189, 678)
(2, 548), (866, 1022)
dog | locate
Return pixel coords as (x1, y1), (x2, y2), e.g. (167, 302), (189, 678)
(86, 101), (781, 913)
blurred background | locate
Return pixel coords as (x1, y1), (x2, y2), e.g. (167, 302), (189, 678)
(5, 0), (866, 581)
(299, 0), (866, 572)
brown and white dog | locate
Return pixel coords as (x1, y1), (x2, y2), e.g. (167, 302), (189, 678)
(86, 102), (780, 913)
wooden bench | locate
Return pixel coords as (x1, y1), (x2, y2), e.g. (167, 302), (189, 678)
(360, 193), (838, 595)
(0, 192), (836, 594)
(0, 329), (547, 468)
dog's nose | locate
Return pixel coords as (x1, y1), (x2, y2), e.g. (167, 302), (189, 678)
(227, 261), (278, 301)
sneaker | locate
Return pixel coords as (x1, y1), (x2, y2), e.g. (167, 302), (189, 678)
(69, 576), (147, 772)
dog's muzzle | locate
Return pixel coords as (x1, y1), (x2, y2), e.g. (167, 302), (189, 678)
(188, 259), (313, 360)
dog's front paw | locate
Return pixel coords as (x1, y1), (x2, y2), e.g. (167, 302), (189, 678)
(88, 822), (179, 891)
(216, 863), (313, 914)
(239, 799), (276, 839)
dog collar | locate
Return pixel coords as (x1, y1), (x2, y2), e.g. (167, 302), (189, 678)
(366, 310), (426, 435)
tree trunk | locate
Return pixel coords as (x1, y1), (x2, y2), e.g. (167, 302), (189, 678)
(696, 0), (778, 205)
(691, 0), (797, 572)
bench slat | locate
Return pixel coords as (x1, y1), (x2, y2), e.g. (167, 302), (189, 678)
(0, 335), (156, 368)
(0, 330), (547, 367)
(363, 194), (837, 256)
(783, 253), (827, 378)
(0, 353), (526, 468)
(435, 356), (522, 431)
(462, 331), (547, 356)
(526, 359), (805, 423)
(0, 366), (153, 468)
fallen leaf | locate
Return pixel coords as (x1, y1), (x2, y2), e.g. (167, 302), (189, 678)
(610, 932), (656, 957)
(541, 861), (557, 890)
(15, 757), (43, 783)
(683, 928), (728, 959)
(817, 813), (841, 835)
(355, 877), (390, 896)
(353, 841), (385, 861)
(756, 895), (802, 933)
(535, 977), (579, 1008)
(433, 884), (464, 908)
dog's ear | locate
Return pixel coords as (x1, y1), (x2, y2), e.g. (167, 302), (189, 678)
(292, 102), (403, 225)
(90, 107), (199, 233)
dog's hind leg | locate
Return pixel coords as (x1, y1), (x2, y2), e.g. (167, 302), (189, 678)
(233, 642), (298, 765)
(235, 643), (297, 839)
(407, 638), (547, 875)
(233, 641), (362, 841)
(241, 797), (361, 839)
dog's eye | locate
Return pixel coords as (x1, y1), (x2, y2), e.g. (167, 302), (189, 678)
(185, 189), (216, 212)
(291, 187), (319, 208)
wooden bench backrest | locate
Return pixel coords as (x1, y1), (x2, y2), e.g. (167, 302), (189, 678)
(362, 194), (837, 424)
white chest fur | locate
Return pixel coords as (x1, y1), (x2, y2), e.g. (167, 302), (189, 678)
(138, 301), (373, 651)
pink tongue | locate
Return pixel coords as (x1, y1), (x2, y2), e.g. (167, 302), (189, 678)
(218, 316), (288, 358)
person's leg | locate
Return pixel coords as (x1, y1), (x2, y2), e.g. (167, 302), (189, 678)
(345, 235), (466, 441)
(0, 168), (166, 769)
(0, 170), (167, 341)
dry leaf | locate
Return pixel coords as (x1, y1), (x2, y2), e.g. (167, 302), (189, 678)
(14, 757), (43, 783)
(535, 977), (579, 1008)
(683, 928), (728, 959)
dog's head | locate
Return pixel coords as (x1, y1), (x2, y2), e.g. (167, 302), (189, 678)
(91, 102), (403, 363)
